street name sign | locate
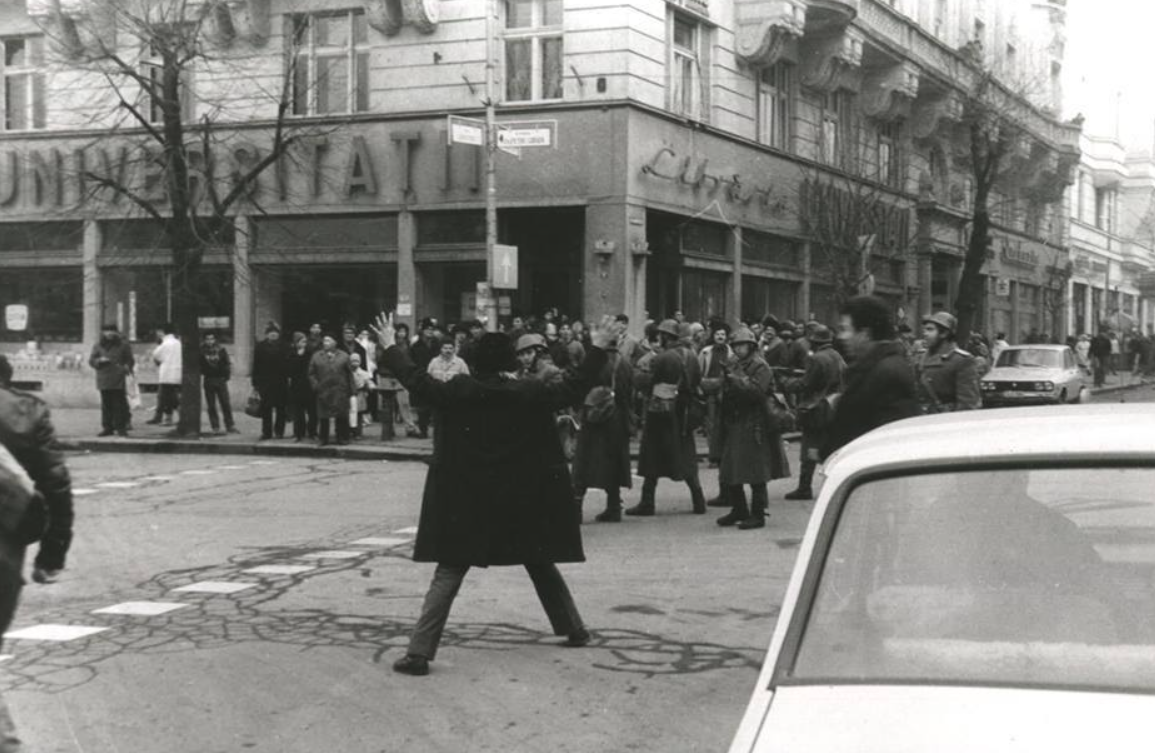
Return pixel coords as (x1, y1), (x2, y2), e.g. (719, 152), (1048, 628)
(496, 120), (557, 149)
(447, 115), (485, 146)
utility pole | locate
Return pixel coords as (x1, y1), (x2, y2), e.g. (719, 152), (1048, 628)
(483, 0), (499, 332)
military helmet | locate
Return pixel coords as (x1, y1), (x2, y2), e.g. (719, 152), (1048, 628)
(656, 319), (680, 338)
(809, 325), (834, 345)
(730, 327), (757, 347)
(922, 311), (957, 334)
(515, 333), (546, 353)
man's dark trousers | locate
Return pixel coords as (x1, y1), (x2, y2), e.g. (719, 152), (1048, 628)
(203, 377), (235, 431)
(99, 389), (129, 433)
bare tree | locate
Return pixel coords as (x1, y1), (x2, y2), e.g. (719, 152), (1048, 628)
(33, 0), (311, 436)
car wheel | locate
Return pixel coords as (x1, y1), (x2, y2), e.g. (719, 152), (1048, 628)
(1077, 387), (1091, 404)
(1059, 389), (1068, 403)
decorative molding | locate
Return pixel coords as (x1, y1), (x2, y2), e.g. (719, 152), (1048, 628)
(734, 0), (806, 67)
(799, 27), (864, 93)
(28, 0), (117, 59)
(402, 0), (440, 34)
(366, 0), (404, 36)
(862, 61), (919, 122)
(911, 90), (964, 141)
(224, 0), (271, 46)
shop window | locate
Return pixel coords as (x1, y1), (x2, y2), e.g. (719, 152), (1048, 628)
(504, 0), (563, 103)
(741, 276), (798, 324)
(0, 221), (83, 252)
(141, 37), (195, 124)
(757, 62), (793, 151)
(681, 269), (727, 323)
(669, 12), (706, 120)
(289, 10), (370, 116)
(101, 267), (234, 342)
(256, 214), (398, 251)
(101, 218), (236, 255)
(416, 211), (486, 246)
(1, 36), (46, 131)
(743, 230), (800, 267)
(0, 268), (82, 342)
(681, 220), (728, 258)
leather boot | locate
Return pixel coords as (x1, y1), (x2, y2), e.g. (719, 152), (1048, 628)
(625, 478), (656, 516)
(739, 484), (769, 529)
(716, 486), (749, 527)
(596, 490), (623, 523)
(689, 481), (707, 514)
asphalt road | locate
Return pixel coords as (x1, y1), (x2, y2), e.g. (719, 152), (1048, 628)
(1090, 380), (1155, 403)
(3, 451), (809, 753)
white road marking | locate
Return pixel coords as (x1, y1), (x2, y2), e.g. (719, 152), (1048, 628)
(298, 550), (365, 560)
(180, 470), (216, 476)
(349, 537), (411, 548)
(172, 582), (256, 595)
(140, 475), (175, 481)
(242, 565), (315, 576)
(248, 461), (280, 466)
(94, 482), (139, 489)
(72, 489), (99, 496)
(215, 465), (247, 470)
(92, 602), (189, 617)
(0, 655), (11, 662)
(5, 625), (109, 642)
(393, 527), (419, 535)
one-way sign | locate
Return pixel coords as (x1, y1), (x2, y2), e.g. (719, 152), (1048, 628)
(491, 244), (518, 289)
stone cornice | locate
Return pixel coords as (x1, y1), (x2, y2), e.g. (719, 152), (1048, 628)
(27, 0), (116, 59)
(367, 0), (439, 36)
(800, 26), (864, 93)
(734, 0), (807, 67)
(911, 90), (964, 142)
(861, 61), (919, 122)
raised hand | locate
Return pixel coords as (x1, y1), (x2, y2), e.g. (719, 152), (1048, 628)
(589, 315), (627, 350)
(371, 312), (396, 349)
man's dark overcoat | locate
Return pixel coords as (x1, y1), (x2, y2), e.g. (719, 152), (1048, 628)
(571, 351), (633, 492)
(381, 345), (606, 567)
(821, 340), (920, 460)
(636, 344), (699, 481)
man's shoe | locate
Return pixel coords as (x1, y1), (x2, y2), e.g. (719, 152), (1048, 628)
(116, 431), (129, 438)
(783, 488), (813, 501)
(594, 508), (622, 523)
(258, 434), (272, 441)
(32, 567), (61, 584)
(624, 503), (655, 517)
(563, 627), (591, 647)
(145, 417), (162, 425)
(227, 427), (241, 434)
(97, 430), (114, 437)
(716, 510), (745, 527)
(737, 516), (766, 530)
(392, 654), (430, 676)
(212, 428), (225, 435)
(706, 496), (730, 508)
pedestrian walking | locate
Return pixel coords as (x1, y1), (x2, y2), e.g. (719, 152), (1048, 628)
(146, 324), (182, 425)
(309, 334), (354, 446)
(0, 355), (73, 587)
(779, 325), (844, 500)
(252, 324), (289, 440)
(287, 332), (316, 442)
(822, 296), (921, 459)
(915, 312), (980, 413)
(374, 314), (624, 677)
(629, 319), (707, 516)
(572, 337), (634, 523)
(714, 328), (790, 530)
(199, 332), (238, 435)
(89, 322), (135, 437)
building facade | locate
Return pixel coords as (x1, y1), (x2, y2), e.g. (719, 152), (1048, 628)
(0, 0), (1081, 374)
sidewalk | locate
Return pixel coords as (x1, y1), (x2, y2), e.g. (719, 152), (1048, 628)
(48, 372), (1153, 460)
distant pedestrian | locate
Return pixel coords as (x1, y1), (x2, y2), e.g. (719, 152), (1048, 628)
(373, 314), (624, 677)
(287, 332), (317, 442)
(199, 332), (238, 435)
(89, 322), (135, 437)
(350, 353), (372, 437)
(698, 322), (731, 485)
(147, 324), (182, 426)
(780, 325), (844, 500)
(822, 296), (920, 459)
(309, 334), (354, 446)
(991, 332), (1010, 365)
(252, 324), (289, 440)
(408, 319), (439, 438)
(1089, 331), (1112, 388)
(426, 339), (470, 382)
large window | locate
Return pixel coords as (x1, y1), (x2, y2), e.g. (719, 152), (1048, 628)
(876, 120), (903, 188)
(0, 268), (82, 342)
(505, 0), (563, 102)
(670, 13), (705, 120)
(290, 10), (370, 116)
(141, 40), (195, 124)
(820, 90), (857, 169)
(757, 63), (793, 151)
(1, 36), (45, 131)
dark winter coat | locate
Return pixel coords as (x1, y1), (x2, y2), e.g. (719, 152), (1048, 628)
(781, 344), (845, 449)
(637, 345), (700, 481)
(380, 344), (607, 567)
(199, 344), (231, 380)
(308, 349), (354, 419)
(822, 340), (920, 460)
(572, 351), (634, 492)
(89, 336), (135, 391)
(287, 347), (315, 407)
(0, 386), (71, 537)
(718, 354), (789, 485)
(252, 340), (290, 405)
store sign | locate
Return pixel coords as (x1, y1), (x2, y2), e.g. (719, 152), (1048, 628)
(640, 147), (789, 217)
(1000, 241), (1039, 268)
(995, 278), (1011, 297)
(197, 316), (231, 330)
(4, 304), (28, 331)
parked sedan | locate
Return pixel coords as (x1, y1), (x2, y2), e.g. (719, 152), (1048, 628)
(728, 405), (1155, 753)
(980, 344), (1088, 407)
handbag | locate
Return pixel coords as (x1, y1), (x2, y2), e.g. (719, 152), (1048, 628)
(582, 355), (618, 425)
(244, 389), (262, 418)
(125, 373), (142, 410)
(648, 382), (679, 414)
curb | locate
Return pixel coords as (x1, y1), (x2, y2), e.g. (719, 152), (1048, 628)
(60, 438), (432, 463)
(1088, 379), (1155, 396)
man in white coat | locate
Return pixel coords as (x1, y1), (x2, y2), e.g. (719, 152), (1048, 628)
(147, 324), (183, 426)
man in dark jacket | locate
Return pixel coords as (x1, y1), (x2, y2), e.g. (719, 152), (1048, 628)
(407, 319), (439, 438)
(822, 296), (920, 460)
(252, 324), (289, 440)
(200, 332), (238, 435)
(1089, 330), (1113, 387)
(0, 355), (73, 587)
(781, 325), (845, 499)
(89, 322), (135, 437)
(373, 314), (623, 677)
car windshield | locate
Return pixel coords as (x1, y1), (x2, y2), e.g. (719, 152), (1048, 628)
(788, 467), (1155, 693)
(996, 348), (1063, 369)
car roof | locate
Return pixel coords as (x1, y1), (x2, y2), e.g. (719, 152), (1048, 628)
(825, 405), (1155, 479)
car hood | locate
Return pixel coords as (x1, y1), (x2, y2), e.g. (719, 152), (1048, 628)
(752, 685), (1154, 753)
(983, 367), (1062, 382)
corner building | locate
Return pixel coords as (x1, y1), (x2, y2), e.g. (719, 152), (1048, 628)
(0, 0), (1079, 372)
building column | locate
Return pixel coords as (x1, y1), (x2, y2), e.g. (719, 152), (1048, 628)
(1066, 278), (1076, 338)
(1009, 280), (1020, 342)
(82, 219), (102, 352)
(729, 225), (742, 324)
(397, 210), (416, 331)
(800, 242), (812, 320)
(918, 253), (933, 318)
(233, 215), (254, 377)
(583, 202), (634, 324)
(1085, 284), (1095, 334)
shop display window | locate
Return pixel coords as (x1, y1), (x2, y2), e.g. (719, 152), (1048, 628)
(0, 268), (82, 342)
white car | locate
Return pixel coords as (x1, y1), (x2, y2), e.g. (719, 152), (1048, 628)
(728, 405), (1155, 753)
(980, 344), (1089, 407)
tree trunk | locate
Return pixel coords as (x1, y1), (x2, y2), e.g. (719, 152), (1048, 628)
(172, 245), (204, 437)
(955, 188), (992, 346)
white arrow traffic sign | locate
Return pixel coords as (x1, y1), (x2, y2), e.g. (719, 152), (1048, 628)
(491, 244), (518, 289)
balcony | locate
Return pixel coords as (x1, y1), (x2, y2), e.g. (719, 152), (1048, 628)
(735, 0), (860, 67)
(1122, 242), (1152, 274)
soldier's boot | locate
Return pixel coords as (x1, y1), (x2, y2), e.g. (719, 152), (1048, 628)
(595, 489), (623, 523)
(738, 484), (769, 529)
(688, 480), (707, 515)
(625, 478), (657, 517)
(716, 486), (749, 527)
(706, 477), (730, 507)
(784, 457), (815, 501)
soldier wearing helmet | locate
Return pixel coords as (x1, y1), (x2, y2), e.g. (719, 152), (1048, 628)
(779, 325), (845, 500)
(916, 311), (980, 413)
(516, 333), (560, 382)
